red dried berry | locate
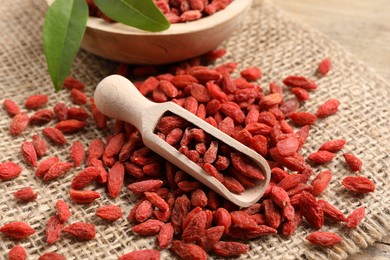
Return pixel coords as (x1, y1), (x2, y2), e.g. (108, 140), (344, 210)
(87, 138), (105, 165)
(55, 119), (86, 133)
(318, 58), (332, 76)
(119, 250), (160, 260)
(318, 199), (346, 222)
(310, 170), (332, 196)
(96, 205), (123, 221)
(171, 240), (207, 260)
(346, 207), (365, 228)
(240, 67), (261, 81)
(343, 153), (362, 172)
(35, 157), (59, 178)
(10, 113), (29, 136)
(56, 200), (71, 222)
(71, 167), (100, 190)
(64, 76), (85, 90)
(14, 187), (38, 202)
(69, 141), (85, 167)
(308, 150), (336, 164)
(29, 109), (54, 125)
(283, 76), (318, 90)
(306, 231), (342, 246)
(127, 179), (164, 194)
(0, 161), (22, 180)
(291, 87), (310, 101)
(54, 102), (68, 121)
(108, 161), (125, 198)
(32, 134), (48, 157)
(3, 99), (20, 116)
(43, 127), (67, 145)
(63, 222), (96, 240)
(132, 219), (164, 236)
(38, 252), (66, 260)
(70, 88), (87, 104)
(299, 191), (324, 229)
(319, 139), (346, 152)
(9, 245), (27, 260)
(43, 161), (73, 181)
(69, 189), (100, 204)
(316, 99), (340, 118)
(212, 241), (249, 257)
(289, 112), (317, 126)
(21, 142), (38, 167)
(46, 215), (64, 244)
(0, 221), (35, 239)
(24, 94), (48, 109)
(342, 176), (375, 193)
(67, 106), (89, 121)
(158, 223), (174, 249)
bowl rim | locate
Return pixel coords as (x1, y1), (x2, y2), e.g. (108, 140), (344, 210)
(44, 0), (253, 36)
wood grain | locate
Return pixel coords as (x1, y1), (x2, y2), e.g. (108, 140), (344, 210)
(274, 0), (390, 258)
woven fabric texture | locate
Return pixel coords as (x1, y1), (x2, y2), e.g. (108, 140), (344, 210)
(0, 0), (389, 259)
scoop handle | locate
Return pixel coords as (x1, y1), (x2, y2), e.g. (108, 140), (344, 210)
(94, 74), (155, 130)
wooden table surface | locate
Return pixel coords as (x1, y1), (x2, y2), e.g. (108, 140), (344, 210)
(274, 0), (390, 259)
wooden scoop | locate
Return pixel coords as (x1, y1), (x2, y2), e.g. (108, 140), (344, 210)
(94, 75), (270, 207)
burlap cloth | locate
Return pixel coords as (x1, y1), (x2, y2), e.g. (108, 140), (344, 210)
(0, 0), (389, 259)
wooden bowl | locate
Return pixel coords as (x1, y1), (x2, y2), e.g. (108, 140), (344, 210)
(44, 0), (253, 65)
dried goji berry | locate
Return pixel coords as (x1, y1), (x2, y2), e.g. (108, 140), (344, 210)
(108, 161), (124, 198)
(67, 106), (89, 121)
(64, 76), (85, 90)
(342, 176), (375, 193)
(319, 139), (346, 152)
(0, 221), (35, 239)
(53, 102), (68, 121)
(38, 252), (66, 260)
(283, 76), (317, 90)
(318, 199), (346, 222)
(119, 250), (160, 260)
(8, 245), (27, 260)
(318, 58), (332, 76)
(343, 153), (362, 172)
(10, 112), (29, 136)
(212, 241), (249, 257)
(46, 215), (64, 244)
(56, 200), (71, 222)
(316, 99), (340, 118)
(346, 207), (365, 228)
(70, 88), (87, 104)
(0, 161), (22, 180)
(24, 94), (48, 109)
(43, 161), (73, 181)
(299, 191), (324, 229)
(289, 112), (317, 126)
(69, 189), (100, 204)
(308, 150), (336, 164)
(21, 142), (38, 167)
(29, 109), (54, 125)
(3, 99), (20, 116)
(96, 205), (123, 221)
(306, 231), (342, 246)
(14, 187), (38, 202)
(170, 240), (207, 260)
(42, 127), (67, 145)
(310, 170), (332, 196)
(132, 219), (164, 236)
(63, 222), (95, 240)
(71, 167), (100, 190)
(55, 119), (86, 133)
(240, 66), (261, 81)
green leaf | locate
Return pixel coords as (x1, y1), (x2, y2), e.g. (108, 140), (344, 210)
(94, 0), (170, 32)
(43, 0), (88, 92)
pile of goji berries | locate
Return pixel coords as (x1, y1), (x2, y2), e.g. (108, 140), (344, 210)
(0, 50), (376, 259)
(87, 0), (232, 23)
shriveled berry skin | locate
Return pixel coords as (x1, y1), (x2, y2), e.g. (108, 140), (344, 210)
(342, 176), (375, 194)
(63, 222), (96, 240)
(96, 205), (123, 221)
(0, 221), (35, 239)
(0, 162), (22, 180)
(38, 252), (66, 260)
(119, 249), (160, 260)
(8, 245), (27, 260)
(306, 231), (342, 246)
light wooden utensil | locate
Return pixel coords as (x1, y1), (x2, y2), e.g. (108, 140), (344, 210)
(94, 75), (271, 207)
(44, 0), (253, 64)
